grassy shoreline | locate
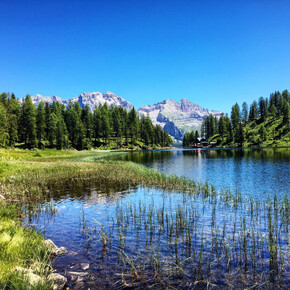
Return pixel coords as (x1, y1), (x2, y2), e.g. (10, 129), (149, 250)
(0, 148), (208, 289)
(0, 148), (289, 288)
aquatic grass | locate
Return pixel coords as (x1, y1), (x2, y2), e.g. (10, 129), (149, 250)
(0, 149), (289, 288)
(1, 154), (208, 204)
(73, 187), (290, 288)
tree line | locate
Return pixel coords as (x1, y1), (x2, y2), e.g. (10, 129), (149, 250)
(183, 90), (290, 147)
(0, 93), (173, 150)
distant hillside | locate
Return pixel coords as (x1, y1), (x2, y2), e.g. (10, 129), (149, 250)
(183, 90), (290, 147)
(0, 92), (172, 150)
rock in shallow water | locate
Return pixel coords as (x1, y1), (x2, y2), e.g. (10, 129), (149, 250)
(48, 273), (67, 290)
(44, 239), (68, 257)
(80, 263), (89, 270)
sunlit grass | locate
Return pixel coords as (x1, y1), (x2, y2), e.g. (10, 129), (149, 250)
(0, 204), (51, 289)
(0, 148), (289, 288)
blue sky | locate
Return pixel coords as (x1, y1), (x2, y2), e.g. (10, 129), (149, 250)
(0, 0), (289, 113)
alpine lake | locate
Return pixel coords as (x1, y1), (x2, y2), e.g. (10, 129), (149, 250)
(25, 148), (290, 289)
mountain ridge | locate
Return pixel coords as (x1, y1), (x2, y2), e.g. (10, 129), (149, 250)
(138, 98), (222, 140)
(26, 92), (222, 140)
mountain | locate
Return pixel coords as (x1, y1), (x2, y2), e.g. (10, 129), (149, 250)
(138, 98), (222, 140)
(28, 92), (222, 140)
(29, 91), (133, 111)
(26, 94), (69, 106)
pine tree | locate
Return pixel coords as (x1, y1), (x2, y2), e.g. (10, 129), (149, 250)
(36, 102), (46, 147)
(47, 112), (58, 147)
(67, 107), (82, 148)
(194, 130), (199, 144)
(81, 105), (93, 147)
(128, 107), (139, 145)
(20, 95), (37, 147)
(56, 118), (68, 149)
(218, 114), (227, 139)
(259, 124), (267, 141)
(259, 97), (268, 120)
(112, 106), (123, 147)
(241, 102), (248, 123)
(249, 101), (258, 121)
(7, 93), (20, 146)
(100, 104), (111, 144)
(230, 103), (241, 131)
(235, 122), (244, 146)
(0, 102), (9, 147)
(93, 106), (102, 143)
(282, 102), (289, 129)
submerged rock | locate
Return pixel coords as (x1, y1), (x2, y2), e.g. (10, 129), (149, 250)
(80, 263), (89, 270)
(44, 239), (68, 257)
(48, 273), (67, 290)
(67, 271), (89, 276)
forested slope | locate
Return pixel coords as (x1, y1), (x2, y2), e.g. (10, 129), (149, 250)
(0, 93), (172, 150)
(183, 90), (290, 147)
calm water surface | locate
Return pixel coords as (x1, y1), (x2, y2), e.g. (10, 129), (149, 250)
(115, 148), (290, 199)
(25, 148), (290, 288)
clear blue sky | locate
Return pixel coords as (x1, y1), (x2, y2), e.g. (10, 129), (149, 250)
(0, 0), (289, 113)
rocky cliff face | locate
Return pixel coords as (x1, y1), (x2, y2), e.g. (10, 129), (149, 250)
(138, 98), (222, 140)
(69, 91), (133, 111)
(29, 91), (133, 111)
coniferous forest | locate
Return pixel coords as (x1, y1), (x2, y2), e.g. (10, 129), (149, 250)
(0, 93), (173, 150)
(183, 90), (290, 147)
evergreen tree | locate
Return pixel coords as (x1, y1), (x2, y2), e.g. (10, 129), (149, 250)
(259, 97), (268, 120)
(56, 118), (68, 149)
(218, 114), (227, 139)
(269, 103), (277, 116)
(20, 95), (37, 147)
(81, 105), (93, 147)
(241, 102), (248, 123)
(259, 124), (267, 141)
(112, 106), (123, 146)
(235, 122), (244, 146)
(194, 130), (199, 144)
(249, 101), (259, 121)
(36, 102), (46, 147)
(0, 102), (9, 147)
(7, 93), (20, 146)
(230, 103), (241, 131)
(93, 106), (102, 143)
(67, 107), (82, 148)
(128, 107), (139, 145)
(100, 104), (111, 144)
(282, 102), (289, 129)
(44, 102), (51, 140)
(47, 112), (58, 147)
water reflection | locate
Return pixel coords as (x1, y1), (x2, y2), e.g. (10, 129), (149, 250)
(115, 148), (290, 199)
(26, 185), (290, 289)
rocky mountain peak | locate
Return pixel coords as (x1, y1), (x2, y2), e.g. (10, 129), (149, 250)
(24, 92), (222, 141)
(29, 91), (133, 111)
(138, 98), (222, 140)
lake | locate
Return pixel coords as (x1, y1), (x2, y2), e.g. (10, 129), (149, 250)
(114, 148), (290, 199)
(26, 148), (290, 289)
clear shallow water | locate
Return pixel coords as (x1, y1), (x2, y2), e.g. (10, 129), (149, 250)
(114, 148), (290, 199)
(25, 148), (290, 288)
